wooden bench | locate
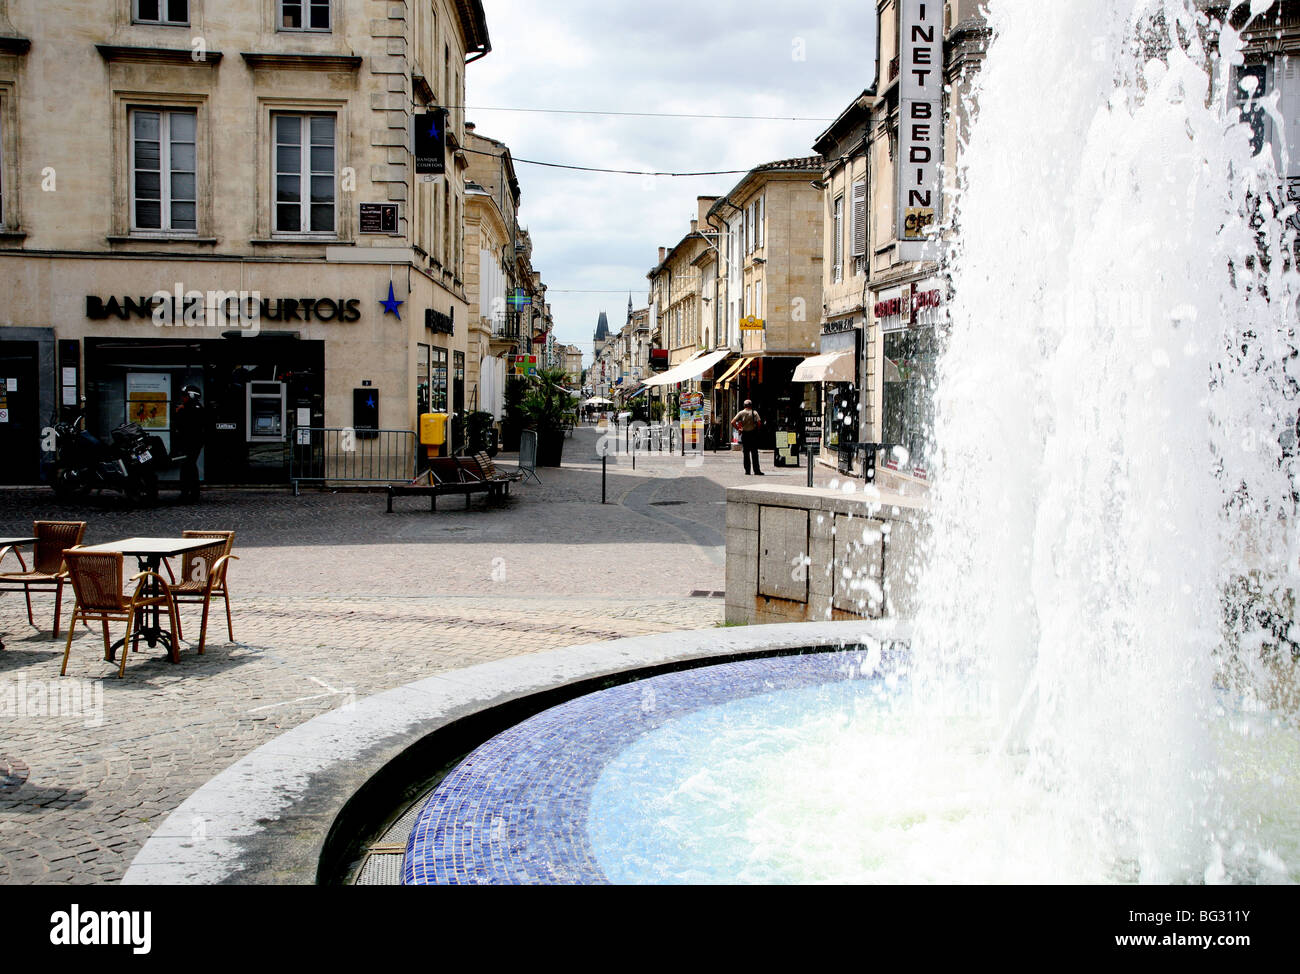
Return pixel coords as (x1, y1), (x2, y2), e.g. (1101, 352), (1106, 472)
(384, 456), (506, 512)
(471, 452), (524, 498)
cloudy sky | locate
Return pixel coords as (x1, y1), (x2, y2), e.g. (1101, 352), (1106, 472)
(466, 1), (879, 365)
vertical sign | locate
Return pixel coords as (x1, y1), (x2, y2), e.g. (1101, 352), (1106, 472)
(897, 0), (944, 262)
(413, 109), (448, 177)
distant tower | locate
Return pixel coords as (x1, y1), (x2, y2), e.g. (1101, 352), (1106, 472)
(627, 292), (633, 323)
(594, 310), (609, 344)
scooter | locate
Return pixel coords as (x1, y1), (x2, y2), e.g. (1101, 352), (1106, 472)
(49, 405), (163, 505)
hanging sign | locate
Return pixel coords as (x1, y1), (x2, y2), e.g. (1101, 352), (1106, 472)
(413, 109), (448, 176)
(897, 0), (944, 262)
(508, 354), (538, 376)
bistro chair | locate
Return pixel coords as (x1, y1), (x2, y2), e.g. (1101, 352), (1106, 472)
(164, 530), (237, 654)
(60, 550), (177, 679)
(0, 520), (87, 638)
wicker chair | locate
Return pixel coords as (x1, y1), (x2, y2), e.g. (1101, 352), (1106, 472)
(60, 550), (177, 679)
(0, 520), (86, 637)
(164, 530), (237, 654)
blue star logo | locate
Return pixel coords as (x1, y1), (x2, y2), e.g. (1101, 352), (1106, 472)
(366, 395), (376, 409)
(427, 118), (440, 140)
(380, 281), (403, 319)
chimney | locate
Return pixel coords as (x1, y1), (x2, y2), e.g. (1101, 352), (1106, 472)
(697, 195), (720, 227)
(658, 247), (666, 264)
(690, 219), (698, 234)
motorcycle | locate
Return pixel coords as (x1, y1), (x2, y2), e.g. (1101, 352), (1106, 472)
(49, 408), (164, 505)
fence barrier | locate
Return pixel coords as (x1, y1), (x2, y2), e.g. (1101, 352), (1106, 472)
(289, 427), (417, 495)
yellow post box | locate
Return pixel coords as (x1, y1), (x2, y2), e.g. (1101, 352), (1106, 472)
(420, 412), (448, 456)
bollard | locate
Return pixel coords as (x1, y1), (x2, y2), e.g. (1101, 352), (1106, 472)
(807, 448), (814, 488)
(602, 453), (607, 503)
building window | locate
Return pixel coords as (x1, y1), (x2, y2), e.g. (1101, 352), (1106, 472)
(755, 281), (763, 319)
(135, 0), (189, 25)
(279, 0), (330, 31)
(274, 113), (335, 234)
(130, 109), (197, 233)
(832, 194), (844, 283)
(756, 194), (764, 249)
(851, 179), (867, 275)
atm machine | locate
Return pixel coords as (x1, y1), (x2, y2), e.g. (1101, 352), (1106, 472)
(246, 381), (286, 443)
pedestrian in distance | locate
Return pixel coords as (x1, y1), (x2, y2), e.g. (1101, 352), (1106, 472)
(732, 399), (764, 475)
(172, 384), (206, 503)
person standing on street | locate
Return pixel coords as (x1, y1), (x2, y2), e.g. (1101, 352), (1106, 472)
(173, 384), (206, 503)
(731, 399), (764, 476)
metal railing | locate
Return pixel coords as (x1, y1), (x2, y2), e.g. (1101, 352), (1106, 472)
(290, 427), (417, 495)
(491, 311), (522, 339)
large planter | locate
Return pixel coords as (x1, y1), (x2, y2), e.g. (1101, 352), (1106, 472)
(536, 428), (565, 467)
(500, 422), (522, 453)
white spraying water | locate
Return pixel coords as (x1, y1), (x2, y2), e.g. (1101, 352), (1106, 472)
(914, 0), (1300, 882)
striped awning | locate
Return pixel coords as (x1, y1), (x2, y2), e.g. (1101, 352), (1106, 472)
(716, 355), (754, 389)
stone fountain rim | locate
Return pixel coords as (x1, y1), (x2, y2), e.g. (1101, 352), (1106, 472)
(121, 618), (905, 886)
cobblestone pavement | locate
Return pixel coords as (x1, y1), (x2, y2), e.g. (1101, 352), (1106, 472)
(0, 428), (853, 883)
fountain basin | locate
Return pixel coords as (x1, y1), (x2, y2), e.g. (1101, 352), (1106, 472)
(402, 649), (1300, 885)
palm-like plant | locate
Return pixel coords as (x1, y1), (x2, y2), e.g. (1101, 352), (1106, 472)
(521, 367), (576, 432)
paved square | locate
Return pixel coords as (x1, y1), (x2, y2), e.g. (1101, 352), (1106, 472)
(0, 429), (849, 883)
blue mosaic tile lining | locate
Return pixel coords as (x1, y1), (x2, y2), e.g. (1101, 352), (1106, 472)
(402, 648), (897, 885)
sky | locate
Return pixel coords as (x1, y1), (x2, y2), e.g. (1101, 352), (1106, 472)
(465, 0), (879, 366)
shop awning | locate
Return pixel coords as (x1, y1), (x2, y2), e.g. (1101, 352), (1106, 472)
(640, 348), (730, 387)
(716, 355), (754, 390)
(793, 350), (855, 383)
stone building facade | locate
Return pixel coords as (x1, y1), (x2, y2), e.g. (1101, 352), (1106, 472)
(707, 158), (823, 459)
(0, 0), (490, 483)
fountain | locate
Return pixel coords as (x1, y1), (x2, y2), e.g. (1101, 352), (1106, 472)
(912, 0), (1300, 883)
(393, 0), (1300, 884)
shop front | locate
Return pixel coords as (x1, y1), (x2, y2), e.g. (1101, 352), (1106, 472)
(84, 335), (324, 485)
(717, 353), (803, 461)
(874, 279), (944, 481)
(0, 253), (466, 486)
(796, 317), (861, 469)
(0, 328), (56, 485)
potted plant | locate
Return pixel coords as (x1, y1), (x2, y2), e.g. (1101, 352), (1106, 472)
(521, 366), (574, 466)
(501, 376), (526, 452)
(465, 410), (497, 456)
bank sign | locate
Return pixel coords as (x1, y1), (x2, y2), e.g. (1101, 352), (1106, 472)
(897, 0), (944, 262)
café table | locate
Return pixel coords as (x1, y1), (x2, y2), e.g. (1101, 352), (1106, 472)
(75, 537), (216, 663)
(0, 536), (38, 650)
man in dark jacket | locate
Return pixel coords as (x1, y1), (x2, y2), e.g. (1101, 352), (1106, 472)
(173, 384), (206, 502)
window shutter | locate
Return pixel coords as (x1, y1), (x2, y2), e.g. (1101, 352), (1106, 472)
(851, 180), (867, 257)
(757, 195), (764, 248)
(1284, 57), (1300, 179)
